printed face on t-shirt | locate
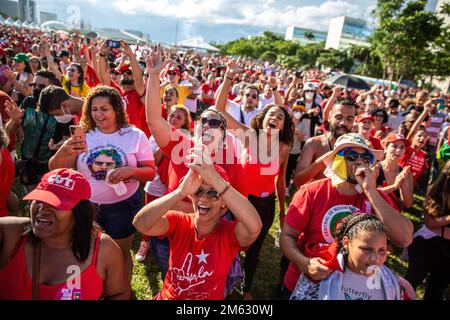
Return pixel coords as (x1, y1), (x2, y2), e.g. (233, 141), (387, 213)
(87, 149), (123, 181)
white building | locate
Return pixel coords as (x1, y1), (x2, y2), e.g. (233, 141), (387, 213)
(325, 16), (372, 50)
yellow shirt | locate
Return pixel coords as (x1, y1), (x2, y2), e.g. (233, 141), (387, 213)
(160, 84), (190, 105)
(61, 76), (91, 98)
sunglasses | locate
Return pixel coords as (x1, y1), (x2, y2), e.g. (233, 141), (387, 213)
(201, 117), (223, 129)
(338, 148), (374, 164)
(93, 161), (116, 167)
(245, 93), (258, 99)
(168, 72), (177, 76)
(68, 69), (77, 72)
(193, 187), (220, 201)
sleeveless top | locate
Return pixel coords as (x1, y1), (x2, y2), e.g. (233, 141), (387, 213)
(0, 232), (103, 300)
(241, 130), (280, 198)
(376, 163), (402, 211)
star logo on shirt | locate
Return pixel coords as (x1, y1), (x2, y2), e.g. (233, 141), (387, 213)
(196, 250), (210, 265)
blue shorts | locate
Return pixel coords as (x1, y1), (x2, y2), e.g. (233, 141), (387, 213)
(94, 190), (142, 239)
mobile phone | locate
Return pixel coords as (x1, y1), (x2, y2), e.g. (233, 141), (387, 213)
(69, 125), (86, 142)
(107, 40), (121, 49)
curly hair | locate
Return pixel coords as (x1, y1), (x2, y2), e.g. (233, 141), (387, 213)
(80, 85), (129, 132)
(335, 213), (385, 253)
(250, 104), (294, 146)
(424, 160), (450, 217)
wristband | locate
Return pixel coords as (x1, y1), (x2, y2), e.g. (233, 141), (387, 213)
(217, 182), (231, 197)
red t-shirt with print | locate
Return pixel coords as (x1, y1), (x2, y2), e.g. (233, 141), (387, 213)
(283, 178), (398, 292)
(160, 211), (243, 300)
(398, 146), (426, 185)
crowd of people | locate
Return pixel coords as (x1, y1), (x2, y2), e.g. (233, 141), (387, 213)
(0, 24), (450, 300)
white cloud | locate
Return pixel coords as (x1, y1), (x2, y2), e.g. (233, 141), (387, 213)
(112, 0), (373, 31)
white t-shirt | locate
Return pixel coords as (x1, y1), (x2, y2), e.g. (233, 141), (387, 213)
(258, 94), (274, 109)
(226, 99), (262, 127)
(180, 80), (199, 113)
(387, 112), (405, 131)
(144, 136), (168, 198)
(337, 268), (385, 300)
(77, 127), (153, 204)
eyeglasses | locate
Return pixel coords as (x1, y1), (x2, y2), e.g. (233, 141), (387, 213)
(245, 93), (258, 99)
(201, 117), (223, 129)
(339, 148), (374, 164)
(93, 161), (116, 167)
(193, 187), (220, 201)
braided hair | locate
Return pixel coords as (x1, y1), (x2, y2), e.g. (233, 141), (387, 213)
(335, 213), (385, 253)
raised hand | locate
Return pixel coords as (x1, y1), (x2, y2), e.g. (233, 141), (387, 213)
(225, 58), (244, 78)
(145, 43), (174, 75)
(4, 100), (24, 122)
(120, 41), (133, 57)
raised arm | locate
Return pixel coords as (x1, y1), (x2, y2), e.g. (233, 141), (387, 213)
(356, 166), (413, 247)
(187, 149), (262, 247)
(144, 44), (175, 149)
(293, 139), (330, 187)
(121, 41), (145, 96)
(214, 59), (249, 134)
(43, 42), (63, 81)
(97, 41), (111, 85)
(323, 86), (342, 122)
(406, 99), (432, 141)
(133, 169), (201, 236)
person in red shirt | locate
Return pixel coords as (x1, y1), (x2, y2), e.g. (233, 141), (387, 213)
(133, 158), (262, 300)
(280, 133), (413, 299)
(356, 112), (383, 150)
(0, 168), (130, 300)
(0, 127), (14, 217)
(399, 100), (432, 185)
(200, 72), (218, 108)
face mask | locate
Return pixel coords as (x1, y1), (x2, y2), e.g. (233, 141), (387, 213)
(293, 111), (302, 120)
(54, 106), (73, 124)
(305, 92), (314, 100)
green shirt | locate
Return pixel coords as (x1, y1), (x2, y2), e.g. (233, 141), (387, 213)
(21, 107), (57, 163)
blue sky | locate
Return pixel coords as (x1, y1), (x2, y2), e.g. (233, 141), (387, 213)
(35, 0), (378, 43)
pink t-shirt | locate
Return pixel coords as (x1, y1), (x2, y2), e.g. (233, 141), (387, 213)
(77, 127), (153, 204)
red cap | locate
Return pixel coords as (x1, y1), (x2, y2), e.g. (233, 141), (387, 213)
(383, 133), (406, 148)
(167, 66), (180, 76)
(24, 169), (91, 210)
(356, 112), (375, 123)
(117, 64), (132, 74)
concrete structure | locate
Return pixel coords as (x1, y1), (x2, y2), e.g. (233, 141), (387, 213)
(18, 0), (36, 23)
(0, 0), (19, 18)
(40, 11), (57, 24)
(285, 26), (327, 44)
(325, 16), (372, 50)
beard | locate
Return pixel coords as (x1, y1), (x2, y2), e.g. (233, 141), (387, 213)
(120, 79), (135, 86)
(32, 89), (42, 101)
(330, 124), (350, 139)
(92, 170), (107, 181)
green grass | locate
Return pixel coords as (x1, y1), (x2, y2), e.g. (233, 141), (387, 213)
(11, 179), (448, 300)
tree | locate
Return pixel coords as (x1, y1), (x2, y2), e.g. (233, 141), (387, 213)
(370, 0), (450, 82)
(260, 51), (278, 63)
